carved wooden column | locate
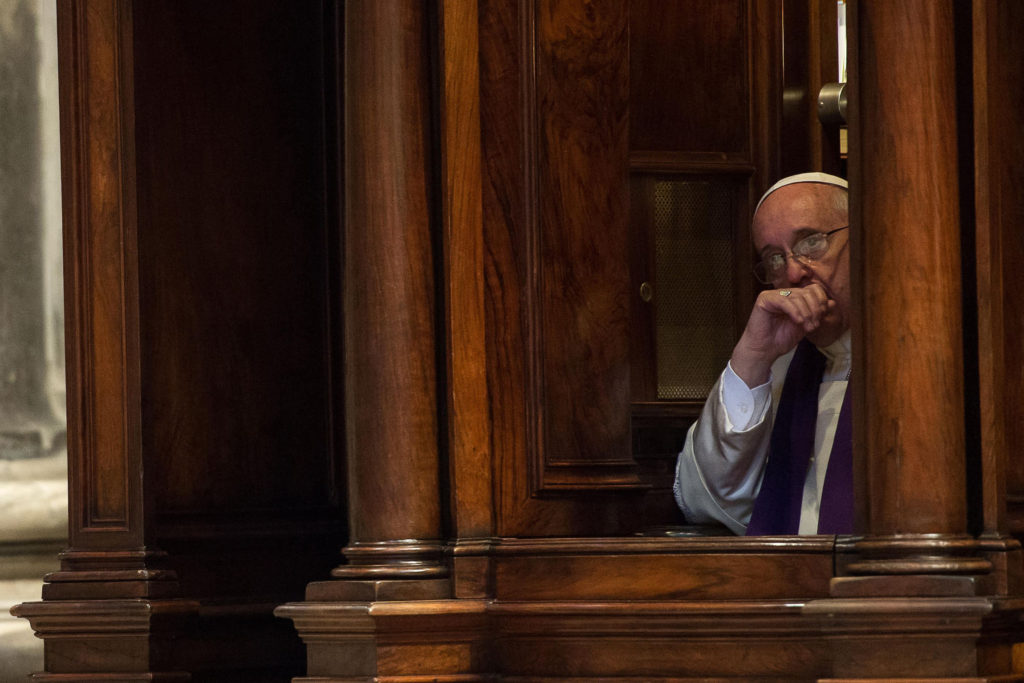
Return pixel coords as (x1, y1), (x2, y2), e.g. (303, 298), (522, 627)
(11, 2), (197, 679)
(275, 4), (496, 678)
(804, 2), (1024, 678)
(307, 0), (447, 600)
(848, 1), (975, 567)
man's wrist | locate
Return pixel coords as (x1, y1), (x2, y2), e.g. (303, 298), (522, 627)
(729, 351), (772, 388)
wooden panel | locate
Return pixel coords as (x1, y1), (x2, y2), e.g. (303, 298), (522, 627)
(131, 0), (340, 513)
(495, 552), (832, 601)
(534, 1), (632, 479)
(486, 536), (834, 601)
(973, 0), (1024, 536)
(496, 632), (828, 679)
(630, 0), (751, 159)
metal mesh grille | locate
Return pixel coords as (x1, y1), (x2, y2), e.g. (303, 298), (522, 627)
(652, 180), (735, 399)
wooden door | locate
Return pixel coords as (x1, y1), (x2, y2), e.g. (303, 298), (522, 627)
(479, 0), (789, 536)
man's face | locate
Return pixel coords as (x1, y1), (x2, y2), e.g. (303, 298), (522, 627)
(752, 183), (851, 347)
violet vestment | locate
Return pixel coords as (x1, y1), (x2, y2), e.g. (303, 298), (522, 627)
(673, 331), (852, 535)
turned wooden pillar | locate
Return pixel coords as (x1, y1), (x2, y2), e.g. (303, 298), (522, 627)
(328, 0), (446, 589)
(846, 0), (986, 573)
(801, 5), (1024, 678)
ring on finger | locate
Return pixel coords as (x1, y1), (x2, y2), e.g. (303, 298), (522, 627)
(779, 289), (792, 297)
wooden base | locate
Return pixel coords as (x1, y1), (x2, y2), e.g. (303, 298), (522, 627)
(11, 598), (198, 680)
(277, 538), (1024, 680)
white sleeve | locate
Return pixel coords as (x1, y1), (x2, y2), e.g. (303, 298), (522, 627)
(721, 361), (772, 430)
(673, 365), (774, 534)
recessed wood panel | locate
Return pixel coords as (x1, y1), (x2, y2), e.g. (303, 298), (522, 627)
(535, 0), (632, 474)
(629, 0), (751, 157)
(132, 0), (340, 513)
(481, 0), (637, 499)
(494, 552), (832, 601)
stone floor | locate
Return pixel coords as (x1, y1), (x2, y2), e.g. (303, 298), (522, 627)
(0, 452), (67, 682)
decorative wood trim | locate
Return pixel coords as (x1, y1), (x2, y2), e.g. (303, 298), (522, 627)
(628, 151), (756, 175)
(438, 0), (495, 540)
(519, 1), (543, 499)
(479, 535), (836, 555)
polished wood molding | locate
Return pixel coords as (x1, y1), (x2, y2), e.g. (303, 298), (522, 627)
(627, 151), (756, 174)
(839, 534), (994, 577)
(331, 540), (448, 581)
(466, 535), (835, 602)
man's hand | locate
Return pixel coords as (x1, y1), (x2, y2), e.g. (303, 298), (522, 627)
(729, 283), (834, 387)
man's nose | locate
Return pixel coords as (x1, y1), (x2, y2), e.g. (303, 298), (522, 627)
(782, 254), (812, 286)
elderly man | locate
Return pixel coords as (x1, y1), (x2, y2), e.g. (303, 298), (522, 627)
(674, 172), (852, 535)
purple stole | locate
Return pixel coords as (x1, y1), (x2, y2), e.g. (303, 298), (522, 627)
(745, 339), (853, 535)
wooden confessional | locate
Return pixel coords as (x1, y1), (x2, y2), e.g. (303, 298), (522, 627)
(13, 0), (1024, 680)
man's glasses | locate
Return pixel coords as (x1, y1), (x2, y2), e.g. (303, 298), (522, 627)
(753, 226), (849, 284)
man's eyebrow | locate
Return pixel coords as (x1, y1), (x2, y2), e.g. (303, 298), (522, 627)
(791, 227), (821, 240)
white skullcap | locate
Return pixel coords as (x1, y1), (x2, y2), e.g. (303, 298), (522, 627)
(754, 172), (848, 217)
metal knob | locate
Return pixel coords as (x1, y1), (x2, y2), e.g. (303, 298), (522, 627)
(639, 282), (653, 302)
(818, 82), (847, 125)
